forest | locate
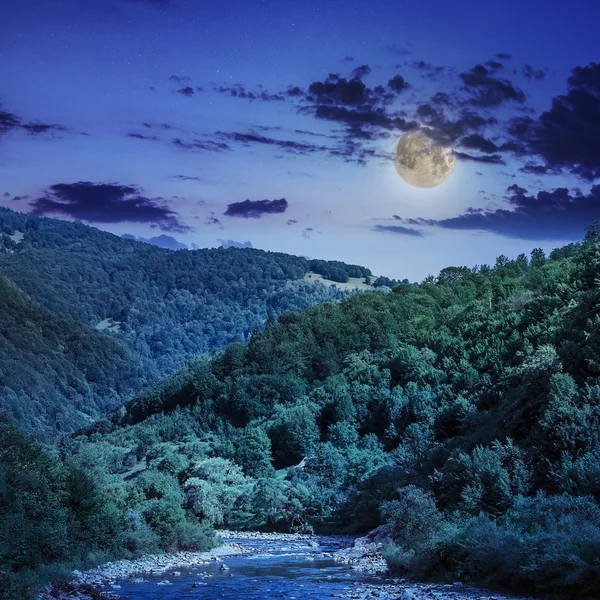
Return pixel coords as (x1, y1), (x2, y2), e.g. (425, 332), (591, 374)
(2, 217), (600, 599)
(0, 208), (360, 437)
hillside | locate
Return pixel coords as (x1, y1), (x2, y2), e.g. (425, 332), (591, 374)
(0, 207), (373, 435)
(0, 276), (143, 436)
(65, 233), (600, 598)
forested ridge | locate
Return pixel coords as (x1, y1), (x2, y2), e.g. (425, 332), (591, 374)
(2, 222), (600, 599)
(0, 208), (365, 436)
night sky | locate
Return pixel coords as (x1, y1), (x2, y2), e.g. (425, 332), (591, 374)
(2, 0), (600, 279)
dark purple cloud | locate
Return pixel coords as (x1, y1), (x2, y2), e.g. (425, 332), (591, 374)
(177, 86), (194, 97)
(224, 198), (288, 218)
(454, 151), (505, 165)
(394, 184), (600, 240)
(172, 138), (231, 152)
(372, 224), (423, 237)
(214, 85), (285, 102)
(217, 131), (323, 155)
(522, 64), (546, 80)
(508, 63), (600, 181)
(205, 213), (223, 228)
(1, 102), (70, 138)
(168, 174), (204, 182)
(415, 103), (497, 145)
(128, 132), (160, 141)
(459, 63), (526, 107)
(29, 182), (190, 232)
(459, 134), (499, 154)
(388, 74), (409, 92)
(351, 65), (372, 80)
(411, 61), (446, 80)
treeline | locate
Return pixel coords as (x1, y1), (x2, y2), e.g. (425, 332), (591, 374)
(65, 231), (600, 598)
(308, 259), (371, 282)
(0, 208), (368, 435)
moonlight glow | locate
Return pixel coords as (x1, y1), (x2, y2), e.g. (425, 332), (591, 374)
(393, 130), (456, 188)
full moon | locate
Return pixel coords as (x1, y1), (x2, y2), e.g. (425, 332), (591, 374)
(393, 130), (456, 188)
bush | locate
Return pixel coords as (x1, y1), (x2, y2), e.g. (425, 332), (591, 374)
(458, 494), (600, 597)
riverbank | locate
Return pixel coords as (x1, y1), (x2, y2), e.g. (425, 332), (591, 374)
(38, 531), (530, 600)
(38, 542), (247, 600)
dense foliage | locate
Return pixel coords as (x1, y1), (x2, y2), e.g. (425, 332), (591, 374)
(68, 232), (600, 598)
(0, 277), (143, 437)
(4, 211), (600, 598)
(0, 208), (360, 435)
(0, 416), (216, 598)
(308, 259), (371, 283)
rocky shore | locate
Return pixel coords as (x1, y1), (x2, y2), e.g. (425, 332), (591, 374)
(38, 542), (247, 600)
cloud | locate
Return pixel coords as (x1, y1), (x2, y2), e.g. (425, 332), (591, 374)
(286, 86), (304, 97)
(459, 64), (526, 107)
(518, 163), (561, 176)
(217, 130), (325, 155)
(415, 103), (497, 145)
(177, 86), (194, 97)
(306, 72), (398, 106)
(29, 182), (190, 232)
(169, 75), (191, 84)
(507, 63), (600, 181)
(372, 224), (423, 237)
(388, 74), (409, 92)
(1, 102), (70, 139)
(214, 85), (285, 102)
(172, 138), (231, 152)
(459, 134), (498, 154)
(168, 174), (205, 182)
(454, 151), (505, 165)
(293, 129), (337, 139)
(484, 60), (504, 72)
(0, 107), (21, 134)
(217, 239), (253, 248)
(396, 184), (600, 240)
(21, 122), (69, 135)
(522, 64), (546, 80)
(224, 198), (288, 218)
(351, 65), (372, 80)
(388, 44), (412, 57)
(411, 61), (446, 80)
(122, 233), (187, 250)
(496, 53), (512, 60)
(205, 213), (223, 228)
(128, 132), (160, 141)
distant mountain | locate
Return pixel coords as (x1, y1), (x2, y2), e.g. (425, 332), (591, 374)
(121, 233), (188, 250)
(0, 207), (373, 435)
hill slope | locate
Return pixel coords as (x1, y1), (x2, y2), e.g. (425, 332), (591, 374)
(0, 276), (143, 436)
(0, 208), (373, 435)
(70, 235), (600, 598)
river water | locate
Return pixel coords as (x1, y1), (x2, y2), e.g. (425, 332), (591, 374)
(100, 535), (524, 600)
(103, 537), (378, 599)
